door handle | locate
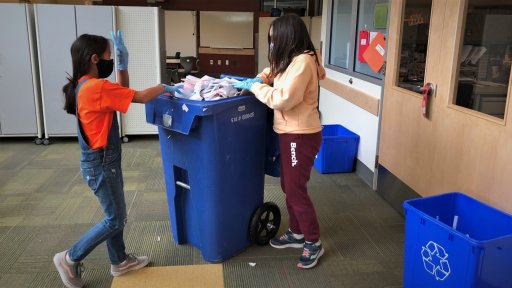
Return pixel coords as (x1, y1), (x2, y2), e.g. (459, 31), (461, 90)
(421, 82), (435, 96)
(420, 82), (435, 118)
(413, 82), (435, 96)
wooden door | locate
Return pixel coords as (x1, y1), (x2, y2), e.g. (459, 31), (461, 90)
(379, 0), (512, 213)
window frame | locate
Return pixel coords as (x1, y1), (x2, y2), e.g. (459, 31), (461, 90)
(324, 0), (388, 85)
(449, 2), (512, 121)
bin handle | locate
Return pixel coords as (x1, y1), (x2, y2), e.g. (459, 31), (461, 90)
(176, 181), (190, 190)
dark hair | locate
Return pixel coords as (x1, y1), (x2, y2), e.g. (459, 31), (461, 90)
(267, 14), (319, 78)
(62, 34), (109, 115)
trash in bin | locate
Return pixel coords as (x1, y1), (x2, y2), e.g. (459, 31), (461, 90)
(146, 94), (280, 262)
(403, 192), (512, 288)
(173, 75), (241, 101)
(314, 124), (359, 173)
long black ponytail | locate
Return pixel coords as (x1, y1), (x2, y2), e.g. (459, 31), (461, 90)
(62, 34), (109, 115)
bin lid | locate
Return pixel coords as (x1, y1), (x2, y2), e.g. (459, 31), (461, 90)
(146, 94), (258, 135)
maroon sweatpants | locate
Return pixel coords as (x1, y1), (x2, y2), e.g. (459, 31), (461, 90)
(278, 131), (322, 242)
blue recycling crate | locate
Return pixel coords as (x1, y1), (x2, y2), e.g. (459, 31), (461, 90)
(314, 124), (359, 173)
(403, 192), (512, 288)
(145, 95), (269, 262)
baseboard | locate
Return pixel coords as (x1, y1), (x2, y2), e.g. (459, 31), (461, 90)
(355, 159), (374, 189)
(376, 165), (421, 217)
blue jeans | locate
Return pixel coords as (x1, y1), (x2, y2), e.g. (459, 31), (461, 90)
(67, 147), (128, 265)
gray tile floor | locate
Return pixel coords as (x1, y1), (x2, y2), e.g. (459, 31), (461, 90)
(0, 136), (404, 288)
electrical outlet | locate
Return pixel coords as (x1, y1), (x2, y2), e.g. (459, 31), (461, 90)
(217, 60), (222, 65)
(225, 60), (229, 65)
(209, 60), (213, 65)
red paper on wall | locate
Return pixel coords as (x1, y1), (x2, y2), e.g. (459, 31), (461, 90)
(362, 32), (386, 73)
(358, 30), (370, 63)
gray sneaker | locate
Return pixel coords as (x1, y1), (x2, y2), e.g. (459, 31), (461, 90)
(111, 254), (149, 277)
(53, 251), (84, 288)
(269, 229), (305, 249)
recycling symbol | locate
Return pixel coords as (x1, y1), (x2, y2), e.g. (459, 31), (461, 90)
(421, 241), (451, 281)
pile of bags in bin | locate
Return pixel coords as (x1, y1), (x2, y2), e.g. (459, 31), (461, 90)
(173, 75), (243, 101)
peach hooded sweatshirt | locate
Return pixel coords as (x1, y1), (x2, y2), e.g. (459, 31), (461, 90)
(250, 51), (326, 134)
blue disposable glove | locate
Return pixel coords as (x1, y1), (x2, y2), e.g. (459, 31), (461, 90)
(161, 83), (183, 96)
(111, 30), (129, 70)
(233, 77), (263, 91)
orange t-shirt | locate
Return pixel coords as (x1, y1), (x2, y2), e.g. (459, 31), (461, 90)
(77, 75), (135, 149)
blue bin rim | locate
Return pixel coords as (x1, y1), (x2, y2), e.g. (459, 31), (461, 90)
(320, 124), (359, 139)
(147, 93), (262, 135)
(403, 192), (512, 244)
(157, 93), (255, 116)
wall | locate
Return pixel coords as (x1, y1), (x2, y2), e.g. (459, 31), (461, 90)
(162, 0), (258, 12)
(0, 0), (104, 4)
(98, 0), (260, 75)
(0, 0), (69, 2)
(198, 10), (256, 76)
(164, 10), (196, 57)
(310, 16), (322, 51)
(319, 85), (380, 172)
(37, 0), (258, 13)
(318, 0), (383, 186)
(163, 0), (260, 76)
(198, 48), (255, 76)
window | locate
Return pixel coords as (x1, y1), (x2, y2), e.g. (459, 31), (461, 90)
(453, 0), (512, 119)
(396, 0), (432, 93)
(329, 0), (354, 69)
(261, 1), (308, 16)
(355, 1), (388, 78)
(327, 0), (389, 81)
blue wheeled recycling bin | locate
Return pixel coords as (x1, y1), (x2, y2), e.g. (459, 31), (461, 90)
(403, 192), (512, 288)
(146, 94), (279, 262)
(314, 124), (359, 173)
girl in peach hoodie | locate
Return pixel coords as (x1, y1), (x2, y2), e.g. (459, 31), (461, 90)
(234, 14), (326, 269)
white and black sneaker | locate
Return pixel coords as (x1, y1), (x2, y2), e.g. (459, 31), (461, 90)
(269, 229), (305, 249)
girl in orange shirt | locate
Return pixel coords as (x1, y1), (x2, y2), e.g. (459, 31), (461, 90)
(54, 32), (180, 288)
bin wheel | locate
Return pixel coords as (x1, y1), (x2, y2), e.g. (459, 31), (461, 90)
(250, 202), (281, 246)
(35, 138), (43, 145)
(122, 136), (129, 143)
(42, 138), (50, 145)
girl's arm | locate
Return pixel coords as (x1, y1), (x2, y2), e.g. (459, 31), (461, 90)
(117, 69), (129, 88)
(251, 58), (312, 111)
(132, 85), (165, 103)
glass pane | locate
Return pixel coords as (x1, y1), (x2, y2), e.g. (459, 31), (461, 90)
(454, 1), (512, 119)
(329, 0), (354, 69)
(396, 0), (432, 93)
(261, 0), (308, 15)
(355, 0), (389, 79)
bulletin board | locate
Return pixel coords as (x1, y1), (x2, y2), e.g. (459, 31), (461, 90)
(200, 11), (253, 49)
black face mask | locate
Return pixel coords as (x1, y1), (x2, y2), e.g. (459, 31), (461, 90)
(97, 59), (114, 78)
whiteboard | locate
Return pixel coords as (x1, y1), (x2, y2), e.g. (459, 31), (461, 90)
(200, 11), (253, 49)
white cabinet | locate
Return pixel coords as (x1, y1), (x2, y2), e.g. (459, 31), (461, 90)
(116, 6), (165, 139)
(35, 4), (114, 140)
(0, 4), (43, 141)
